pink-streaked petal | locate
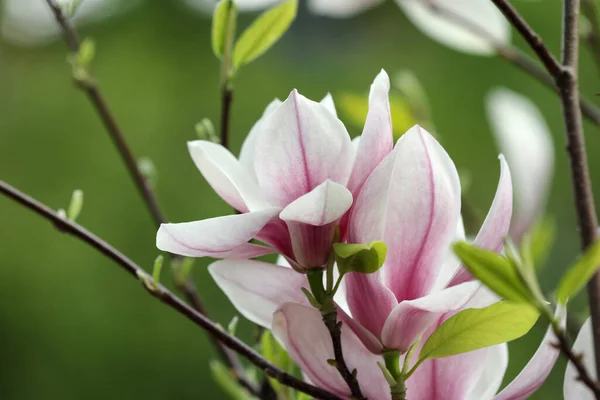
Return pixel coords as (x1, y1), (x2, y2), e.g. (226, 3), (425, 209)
(494, 307), (566, 400)
(564, 317), (596, 400)
(338, 308), (385, 354)
(347, 69), (394, 199)
(320, 93), (337, 116)
(280, 180), (353, 268)
(188, 140), (270, 212)
(208, 259), (308, 328)
(254, 89), (354, 207)
(468, 344), (509, 400)
(385, 126), (461, 301)
(345, 270), (398, 342)
(381, 281), (480, 352)
(256, 217), (294, 259)
(272, 303), (388, 398)
(308, 0), (384, 18)
(433, 216), (466, 290)
(449, 155), (513, 286)
(156, 208), (280, 257)
(239, 98), (282, 181)
(487, 88), (554, 241)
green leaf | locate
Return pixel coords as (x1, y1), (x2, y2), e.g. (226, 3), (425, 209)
(338, 92), (417, 140)
(152, 255), (164, 284)
(528, 216), (557, 269)
(212, 0), (237, 59)
(557, 240), (600, 304)
(67, 189), (84, 221)
(210, 360), (251, 400)
(78, 38), (95, 67)
(333, 241), (387, 275)
(260, 330), (295, 396)
(453, 241), (535, 304)
(419, 302), (539, 361)
(233, 0), (297, 69)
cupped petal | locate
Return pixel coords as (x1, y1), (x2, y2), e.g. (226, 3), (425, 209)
(280, 180), (353, 268)
(345, 270), (398, 343)
(381, 281), (480, 352)
(307, 0), (385, 18)
(347, 70), (394, 198)
(188, 140), (270, 212)
(239, 99), (282, 181)
(468, 344), (509, 400)
(272, 303), (389, 399)
(156, 208), (280, 257)
(494, 307), (566, 400)
(487, 88), (554, 241)
(254, 89), (354, 207)
(355, 125), (461, 301)
(449, 155), (513, 286)
(395, 0), (510, 56)
(564, 317), (596, 400)
(209, 259), (308, 328)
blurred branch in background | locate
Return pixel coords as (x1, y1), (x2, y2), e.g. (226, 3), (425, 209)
(582, 0), (600, 76)
(423, 1), (600, 127)
(0, 180), (341, 400)
(490, 0), (600, 395)
(42, 0), (257, 394)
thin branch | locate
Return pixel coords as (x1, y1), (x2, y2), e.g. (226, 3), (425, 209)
(43, 0), (257, 394)
(582, 0), (600, 75)
(220, 86), (234, 148)
(488, 0), (600, 395)
(322, 310), (366, 400)
(0, 180), (341, 400)
(423, 2), (600, 126)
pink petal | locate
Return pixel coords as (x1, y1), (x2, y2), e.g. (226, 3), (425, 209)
(254, 89), (354, 207)
(467, 344), (509, 400)
(188, 140), (270, 212)
(564, 317), (596, 400)
(449, 155), (513, 286)
(381, 281), (480, 352)
(494, 307), (566, 400)
(351, 125), (461, 301)
(344, 270), (397, 347)
(209, 259), (308, 328)
(347, 70), (394, 198)
(280, 180), (353, 268)
(156, 208), (280, 258)
(239, 99), (282, 182)
(256, 217), (294, 259)
(272, 303), (389, 399)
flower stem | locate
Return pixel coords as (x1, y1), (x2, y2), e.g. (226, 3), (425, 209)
(383, 351), (407, 400)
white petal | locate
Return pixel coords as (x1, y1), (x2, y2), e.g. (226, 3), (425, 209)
(307, 0), (384, 17)
(188, 140), (270, 212)
(209, 259), (308, 328)
(254, 90), (354, 207)
(468, 344), (509, 400)
(487, 88), (554, 240)
(320, 93), (337, 116)
(156, 208), (280, 257)
(395, 0), (510, 56)
(564, 317), (596, 400)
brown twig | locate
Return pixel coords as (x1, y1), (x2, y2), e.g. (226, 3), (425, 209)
(220, 86), (234, 149)
(489, 0), (600, 396)
(43, 0), (255, 394)
(0, 180), (341, 400)
(422, 1), (600, 126)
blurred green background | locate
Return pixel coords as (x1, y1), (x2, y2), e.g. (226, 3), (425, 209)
(1, 0), (599, 398)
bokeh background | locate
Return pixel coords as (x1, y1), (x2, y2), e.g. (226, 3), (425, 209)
(1, 0), (599, 398)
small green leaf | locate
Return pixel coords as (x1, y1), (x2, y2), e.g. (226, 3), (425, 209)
(419, 302), (539, 361)
(227, 316), (239, 335)
(233, 0), (297, 69)
(210, 360), (250, 400)
(453, 242), (534, 304)
(212, 0), (237, 59)
(557, 240), (600, 304)
(152, 255), (164, 284)
(67, 189), (84, 221)
(78, 38), (95, 67)
(138, 157), (158, 189)
(333, 241), (387, 276)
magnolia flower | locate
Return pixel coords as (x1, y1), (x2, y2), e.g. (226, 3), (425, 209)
(1, 0), (138, 45)
(156, 70), (393, 271)
(209, 126), (560, 399)
(191, 0), (510, 55)
(564, 318), (597, 400)
(486, 88), (554, 242)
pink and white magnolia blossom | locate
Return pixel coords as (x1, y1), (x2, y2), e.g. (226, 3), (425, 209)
(564, 318), (597, 400)
(157, 70), (394, 271)
(486, 88), (554, 242)
(209, 124), (561, 399)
